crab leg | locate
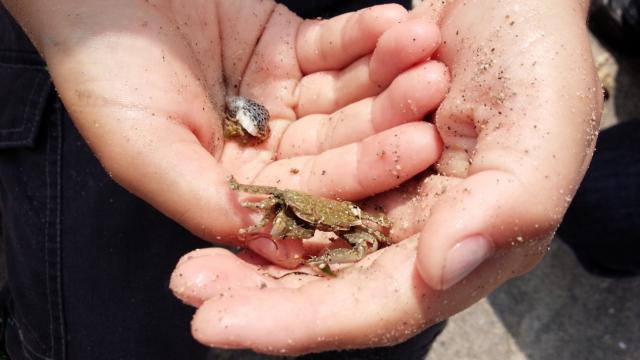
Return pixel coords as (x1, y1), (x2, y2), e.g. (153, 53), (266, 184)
(361, 212), (392, 229)
(238, 211), (275, 238)
(240, 197), (279, 210)
(307, 230), (381, 276)
(229, 176), (281, 195)
(341, 230), (379, 253)
(307, 245), (369, 277)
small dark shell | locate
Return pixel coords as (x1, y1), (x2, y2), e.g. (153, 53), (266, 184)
(225, 96), (271, 140)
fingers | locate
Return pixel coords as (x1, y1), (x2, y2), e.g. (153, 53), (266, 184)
(171, 247), (315, 308)
(171, 248), (271, 307)
(297, 4), (408, 74)
(416, 171), (557, 290)
(172, 239), (503, 355)
(368, 19), (442, 87)
(296, 19), (442, 116)
(246, 237), (305, 270)
(44, 16), (259, 244)
(281, 61), (449, 158)
(172, 240), (427, 354)
(256, 122), (442, 200)
(89, 123), (251, 242)
(236, 5), (302, 121)
(94, 122), (305, 268)
(217, 0), (277, 92)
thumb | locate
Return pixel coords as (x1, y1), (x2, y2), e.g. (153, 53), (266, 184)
(416, 170), (560, 290)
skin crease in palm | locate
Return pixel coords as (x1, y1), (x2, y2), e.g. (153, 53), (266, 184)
(1, 0), (601, 356)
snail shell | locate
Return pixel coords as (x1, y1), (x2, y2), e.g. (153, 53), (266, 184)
(225, 96), (271, 140)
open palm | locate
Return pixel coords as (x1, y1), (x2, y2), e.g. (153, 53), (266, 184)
(32, 0), (448, 264)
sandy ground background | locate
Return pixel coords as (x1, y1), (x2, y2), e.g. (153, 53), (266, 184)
(1, 5), (639, 360)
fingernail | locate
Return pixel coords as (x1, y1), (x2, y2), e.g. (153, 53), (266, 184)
(442, 235), (492, 290)
(248, 237), (305, 269)
(247, 237), (278, 259)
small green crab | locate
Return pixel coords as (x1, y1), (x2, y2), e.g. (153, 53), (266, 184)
(229, 177), (391, 276)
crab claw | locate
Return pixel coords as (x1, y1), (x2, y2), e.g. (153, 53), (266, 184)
(307, 258), (337, 277)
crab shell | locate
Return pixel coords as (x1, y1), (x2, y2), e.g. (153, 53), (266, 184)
(276, 191), (369, 232)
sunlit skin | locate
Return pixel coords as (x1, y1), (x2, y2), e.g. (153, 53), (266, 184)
(171, 0), (602, 355)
